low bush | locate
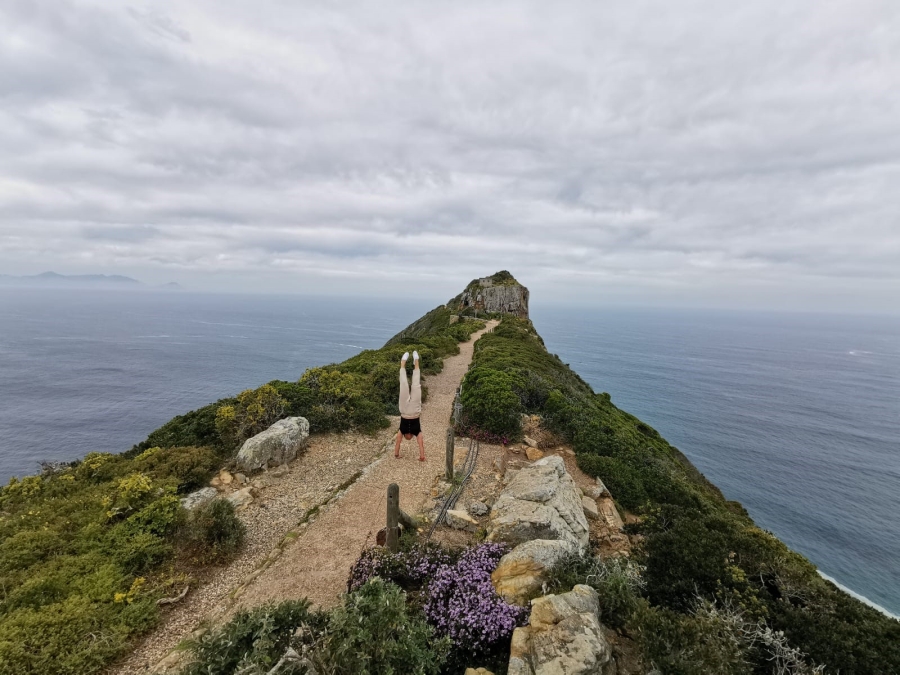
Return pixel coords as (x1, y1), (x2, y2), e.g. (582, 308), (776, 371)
(180, 599), (326, 675)
(315, 578), (449, 675)
(544, 552), (646, 629)
(181, 498), (245, 562)
(134, 445), (221, 493)
(422, 543), (526, 670)
(459, 367), (523, 439)
(576, 454), (648, 511)
(347, 543), (455, 593)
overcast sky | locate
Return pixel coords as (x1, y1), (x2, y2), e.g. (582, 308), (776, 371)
(1, 1), (898, 312)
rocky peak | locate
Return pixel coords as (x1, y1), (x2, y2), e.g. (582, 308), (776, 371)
(451, 270), (529, 318)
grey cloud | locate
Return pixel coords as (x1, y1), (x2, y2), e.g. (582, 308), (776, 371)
(0, 0), (898, 310)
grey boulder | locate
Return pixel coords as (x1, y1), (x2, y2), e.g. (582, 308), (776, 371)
(236, 417), (309, 472)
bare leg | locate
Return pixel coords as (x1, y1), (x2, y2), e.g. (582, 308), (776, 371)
(417, 432), (425, 461)
(394, 431), (402, 458)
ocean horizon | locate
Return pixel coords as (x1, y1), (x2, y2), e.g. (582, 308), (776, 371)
(1, 288), (898, 617)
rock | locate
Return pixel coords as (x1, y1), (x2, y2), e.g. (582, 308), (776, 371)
(270, 465), (289, 478)
(446, 509), (478, 532)
(508, 585), (611, 675)
(452, 274), (529, 318)
(597, 497), (624, 529)
(219, 470), (233, 485)
(525, 447), (544, 461)
(596, 477), (608, 492)
(234, 472), (249, 484)
(488, 456), (589, 549)
(585, 485), (605, 500)
(464, 669), (494, 675)
(524, 436), (539, 449)
(210, 477), (222, 488)
(180, 487), (218, 511)
(449, 315), (459, 325)
(491, 539), (576, 605)
(582, 496), (599, 521)
(226, 487), (254, 510)
(468, 500), (490, 517)
(236, 417), (309, 472)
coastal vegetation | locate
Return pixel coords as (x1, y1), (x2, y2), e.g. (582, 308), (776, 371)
(457, 315), (900, 674)
(0, 314), (485, 675)
(1, 277), (896, 674)
(179, 542), (520, 674)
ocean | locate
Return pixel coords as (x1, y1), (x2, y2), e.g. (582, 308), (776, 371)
(1, 289), (898, 617)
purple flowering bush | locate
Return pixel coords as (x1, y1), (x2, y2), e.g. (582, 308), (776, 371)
(347, 542), (526, 670)
(348, 543), (455, 592)
(422, 543), (527, 666)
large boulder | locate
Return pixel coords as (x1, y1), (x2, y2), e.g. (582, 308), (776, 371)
(491, 539), (576, 605)
(236, 417), (309, 472)
(508, 585), (612, 675)
(488, 456), (589, 549)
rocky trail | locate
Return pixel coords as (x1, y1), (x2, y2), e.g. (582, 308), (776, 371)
(116, 321), (498, 674)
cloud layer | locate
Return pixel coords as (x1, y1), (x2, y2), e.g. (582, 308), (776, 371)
(2, 0), (898, 309)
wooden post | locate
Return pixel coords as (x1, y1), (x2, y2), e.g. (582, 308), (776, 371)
(445, 427), (455, 482)
(386, 483), (400, 553)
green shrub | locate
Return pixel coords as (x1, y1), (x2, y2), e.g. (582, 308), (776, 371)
(135, 445), (221, 493)
(181, 600), (325, 675)
(349, 398), (392, 433)
(182, 498), (245, 562)
(460, 367), (522, 439)
(576, 455), (648, 512)
(131, 401), (229, 454)
(545, 552), (645, 629)
(0, 593), (157, 675)
(216, 384), (288, 448)
(314, 578), (449, 675)
(637, 603), (751, 675)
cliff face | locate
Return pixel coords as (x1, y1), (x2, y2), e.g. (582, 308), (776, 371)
(452, 271), (529, 318)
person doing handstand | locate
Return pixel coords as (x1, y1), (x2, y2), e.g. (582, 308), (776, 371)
(394, 350), (425, 461)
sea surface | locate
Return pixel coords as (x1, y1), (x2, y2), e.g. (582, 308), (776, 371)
(1, 289), (898, 617)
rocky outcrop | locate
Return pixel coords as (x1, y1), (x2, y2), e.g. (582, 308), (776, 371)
(491, 539), (576, 605)
(488, 456), (589, 549)
(236, 417), (309, 472)
(453, 272), (529, 318)
(488, 455), (591, 606)
(508, 585), (612, 675)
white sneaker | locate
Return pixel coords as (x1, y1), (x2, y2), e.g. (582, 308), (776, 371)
(413, 350), (419, 362)
(401, 351), (409, 362)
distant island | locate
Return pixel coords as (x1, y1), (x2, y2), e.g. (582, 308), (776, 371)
(0, 271), (182, 290)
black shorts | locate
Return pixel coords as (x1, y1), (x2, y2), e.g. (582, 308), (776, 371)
(399, 417), (422, 436)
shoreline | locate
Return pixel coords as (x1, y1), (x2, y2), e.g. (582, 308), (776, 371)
(818, 571), (900, 620)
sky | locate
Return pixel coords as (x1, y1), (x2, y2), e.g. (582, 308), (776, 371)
(1, 0), (899, 312)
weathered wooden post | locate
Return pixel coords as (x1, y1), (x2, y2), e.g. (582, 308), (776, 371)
(386, 483), (400, 552)
(445, 427), (455, 482)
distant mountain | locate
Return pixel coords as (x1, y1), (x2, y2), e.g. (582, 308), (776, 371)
(0, 272), (182, 290)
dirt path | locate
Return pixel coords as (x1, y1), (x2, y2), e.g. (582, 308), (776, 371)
(231, 321), (497, 612)
(119, 321), (496, 674)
